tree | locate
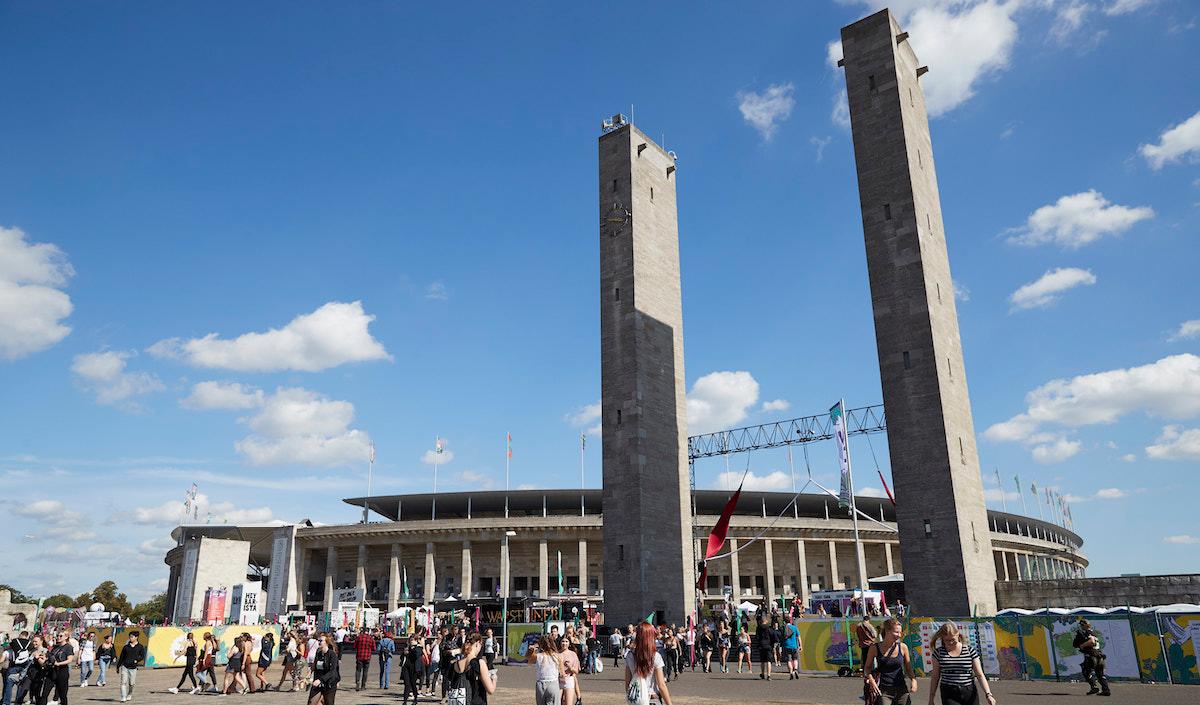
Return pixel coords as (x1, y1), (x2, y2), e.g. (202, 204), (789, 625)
(42, 594), (75, 609)
(0, 584), (36, 604)
(81, 581), (134, 616)
(131, 593), (167, 624)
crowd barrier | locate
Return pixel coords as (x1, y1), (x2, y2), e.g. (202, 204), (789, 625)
(92, 625), (282, 668)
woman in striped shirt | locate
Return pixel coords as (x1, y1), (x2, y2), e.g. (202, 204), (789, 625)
(927, 622), (995, 705)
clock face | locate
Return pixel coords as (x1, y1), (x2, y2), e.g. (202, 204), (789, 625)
(604, 201), (630, 236)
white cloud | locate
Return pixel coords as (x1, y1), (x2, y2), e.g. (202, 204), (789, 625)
(712, 470), (793, 491)
(0, 226), (74, 360)
(826, 39), (843, 70)
(737, 83), (796, 140)
(421, 440), (454, 466)
(455, 470), (495, 489)
(181, 381), (264, 410)
(832, 88), (851, 129)
(983, 488), (1020, 502)
(425, 282), (449, 301)
(70, 351), (164, 408)
(760, 399), (791, 413)
(1105, 0), (1155, 16)
(811, 135), (833, 161)
(1007, 190), (1154, 248)
(687, 371), (761, 435)
(149, 301), (390, 372)
(1164, 534), (1200, 545)
(234, 387), (372, 467)
(857, 486), (888, 499)
(1168, 320), (1200, 342)
(1121, 453), (1136, 462)
(986, 354), (1200, 460)
(12, 499), (86, 527)
(566, 402), (602, 437)
(1140, 109), (1200, 170)
(128, 492), (274, 526)
(1146, 425), (1200, 460)
(1094, 487), (1127, 499)
(1009, 267), (1097, 310)
(1051, 1), (1091, 42)
(1031, 435), (1082, 464)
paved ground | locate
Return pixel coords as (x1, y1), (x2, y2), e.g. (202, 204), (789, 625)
(57, 657), (1195, 705)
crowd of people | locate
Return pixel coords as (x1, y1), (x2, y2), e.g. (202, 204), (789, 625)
(0, 629), (148, 705)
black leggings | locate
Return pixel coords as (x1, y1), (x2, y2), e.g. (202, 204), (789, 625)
(177, 664), (197, 689)
(52, 669), (70, 705)
(939, 683), (977, 705)
(400, 671), (419, 704)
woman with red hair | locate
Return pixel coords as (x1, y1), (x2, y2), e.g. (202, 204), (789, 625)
(623, 622), (673, 705)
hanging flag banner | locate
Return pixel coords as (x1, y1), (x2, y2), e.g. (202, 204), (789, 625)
(697, 478), (744, 591)
(831, 401), (852, 510)
(877, 469), (896, 506)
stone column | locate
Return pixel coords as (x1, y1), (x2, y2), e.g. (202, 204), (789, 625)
(295, 547), (309, 611)
(796, 540), (810, 603)
(884, 542), (895, 575)
(1000, 550), (1010, 581)
(461, 541), (472, 599)
(424, 542), (436, 604)
(764, 539), (776, 603)
(828, 541), (840, 589)
(388, 544), (401, 611)
(730, 538), (741, 598)
(578, 539), (588, 594)
(538, 540), (549, 598)
(323, 546), (337, 612)
(356, 545), (368, 596)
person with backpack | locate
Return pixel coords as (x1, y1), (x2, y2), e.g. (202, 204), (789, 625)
(377, 631), (395, 689)
(624, 622), (673, 705)
(1073, 620), (1110, 697)
(400, 630), (425, 705)
(2, 630), (34, 705)
(452, 633), (494, 705)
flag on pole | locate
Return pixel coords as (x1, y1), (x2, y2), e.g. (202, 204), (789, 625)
(831, 402), (852, 510)
(507, 433), (512, 459)
(696, 478), (745, 590)
(877, 469), (896, 506)
(1031, 481), (1038, 496)
(557, 551), (564, 595)
(580, 433), (586, 451)
(369, 442), (376, 463)
(402, 566), (410, 600)
(436, 438), (445, 454)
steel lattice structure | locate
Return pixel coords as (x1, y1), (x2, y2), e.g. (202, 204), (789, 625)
(687, 403), (886, 461)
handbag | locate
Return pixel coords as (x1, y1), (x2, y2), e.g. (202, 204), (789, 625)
(448, 686), (468, 705)
(595, 658), (603, 674)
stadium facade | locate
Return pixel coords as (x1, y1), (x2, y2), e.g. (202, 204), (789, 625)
(162, 488), (1086, 623)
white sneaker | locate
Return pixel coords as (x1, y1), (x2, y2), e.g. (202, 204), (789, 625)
(81, 683), (89, 688)
(168, 688), (179, 694)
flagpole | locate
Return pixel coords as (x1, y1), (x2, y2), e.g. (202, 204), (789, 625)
(505, 432), (510, 520)
(363, 443), (375, 524)
(994, 467), (1006, 513)
(1016, 475), (1028, 516)
(433, 435), (440, 521)
(840, 399), (869, 615)
(580, 433), (586, 517)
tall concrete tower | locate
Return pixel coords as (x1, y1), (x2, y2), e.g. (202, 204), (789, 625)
(598, 120), (695, 626)
(840, 9), (997, 615)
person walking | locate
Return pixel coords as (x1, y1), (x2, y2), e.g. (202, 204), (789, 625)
(255, 631), (275, 692)
(377, 632), (395, 689)
(557, 636), (581, 705)
(735, 623), (752, 675)
(95, 635), (115, 689)
(526, 635), (562, 705)
(698, 625), (715, 674)
(351, 629), (374, 692)
(717, 621), (731, 674)
(453, 634), (495, 705)
(77, 633), (95, 688)
(608, 629), (623, 669)
(782, 617), (802, 679)
(755, 616), (774, 681)
(863, 619), (918, 705)
(116, 631), (146, 704)
(3, 630), (34, 705)
(1073, 620), (1111, 697)
(623, 622), (673, 705)
(855, 616), (877, 674)
(195, 634), (214, 694)
(275, 632), (296, 692)
(482, 629), (496, 672)
(927, 622), (995, 705)
(167, 633), (197, 694)
(48, 632), (74, 705)
(400, 630), (424, 705)
(308, 635), (341, 705)
(26, 649), (52, 705)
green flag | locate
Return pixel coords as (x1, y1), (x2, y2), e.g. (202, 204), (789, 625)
(557, 551), (564, 594)
(402, 566), (410, 600)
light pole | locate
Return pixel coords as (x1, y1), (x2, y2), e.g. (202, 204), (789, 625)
(501, 530), (516, 664)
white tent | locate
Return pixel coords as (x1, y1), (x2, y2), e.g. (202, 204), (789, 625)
(737, 601), (759, 613)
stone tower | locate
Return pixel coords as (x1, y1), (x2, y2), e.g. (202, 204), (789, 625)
(598, 120), (695, 626)
(840, 9), (998, 615)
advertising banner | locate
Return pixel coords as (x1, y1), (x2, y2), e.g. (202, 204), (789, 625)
(504, 622), (545, 661)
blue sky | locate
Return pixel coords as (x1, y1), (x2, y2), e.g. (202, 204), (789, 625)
(1, 0), (1198, 601)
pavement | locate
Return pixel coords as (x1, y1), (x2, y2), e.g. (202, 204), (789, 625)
(53, 656), (1196, 705)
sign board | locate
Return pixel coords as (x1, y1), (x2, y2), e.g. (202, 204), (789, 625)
(203, 588), (227, 623)
(332, 587), (364, 605)
(230, 582), (262, 625)
(265, 527), (293, 618)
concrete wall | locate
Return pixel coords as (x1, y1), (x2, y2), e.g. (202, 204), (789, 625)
(184, 537), (251, 621)
(996, 574), (1200, 609)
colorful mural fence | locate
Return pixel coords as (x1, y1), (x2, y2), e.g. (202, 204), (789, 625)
(788, 612), (1199, 684)
(92, 625), (282, 668)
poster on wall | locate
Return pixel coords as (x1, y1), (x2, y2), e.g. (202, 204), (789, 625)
(203, 588), (227, 623)
(917, 620), (1000, 675)
(230, 582), (261, 625)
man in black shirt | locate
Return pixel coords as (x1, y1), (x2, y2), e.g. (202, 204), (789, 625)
(116, 632), (146, 703)
(1072, 620), (1111, 696)
(3, 631), (34, 705)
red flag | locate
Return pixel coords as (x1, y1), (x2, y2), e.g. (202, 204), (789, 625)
(697, 481), (744, 590)
(877, 469), (896, 506)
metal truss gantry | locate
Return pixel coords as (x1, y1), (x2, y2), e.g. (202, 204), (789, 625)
(687, 403), (886, 461)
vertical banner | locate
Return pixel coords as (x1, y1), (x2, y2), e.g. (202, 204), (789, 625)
(266, 527), (292, 618)
(174, 542), (199, 623)
(830, 402), (852, 510)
